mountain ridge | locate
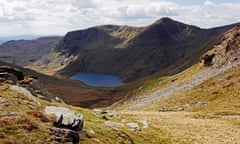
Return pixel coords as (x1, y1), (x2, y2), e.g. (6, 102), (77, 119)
(113, 24), (240, 112)
(42, 17), (239, 82)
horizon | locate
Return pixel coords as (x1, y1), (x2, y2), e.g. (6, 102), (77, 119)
(1, 17), (239, 38)
(0, 0), (240, 36)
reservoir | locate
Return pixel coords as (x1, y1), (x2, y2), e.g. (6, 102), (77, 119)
(71, 72), (125, 87)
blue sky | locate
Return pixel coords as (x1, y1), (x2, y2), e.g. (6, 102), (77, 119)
(0, 0), (240, 36)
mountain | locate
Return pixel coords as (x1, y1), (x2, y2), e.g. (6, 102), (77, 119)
(0, 36), (62, 66)
(114, 25), (240, 113)
(41, 17), (238, 82)
(0, 26), (239, 144)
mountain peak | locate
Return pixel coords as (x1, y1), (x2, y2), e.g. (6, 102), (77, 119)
(154, 17), (176, 24)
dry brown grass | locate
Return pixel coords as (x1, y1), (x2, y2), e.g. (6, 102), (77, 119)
(0, 84), (55, 144)
(120, 111), (240, 144)
(145, 65), (240, 114)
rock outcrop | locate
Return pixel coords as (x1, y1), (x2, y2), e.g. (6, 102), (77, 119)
(0, 66), (63, 102)
(201, 25), (240, 68)
(0, 66), (24, 84)
(45, 106), (84, 144)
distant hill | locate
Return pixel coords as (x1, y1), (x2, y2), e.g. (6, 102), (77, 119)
(0, 35), (40, 44)
(41, 17), (238, 82)
(0, 36), (62, 66)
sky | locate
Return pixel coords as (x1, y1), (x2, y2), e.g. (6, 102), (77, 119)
(0, 0), (240, 36)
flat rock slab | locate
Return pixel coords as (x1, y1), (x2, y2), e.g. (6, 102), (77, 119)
(45, 106), (79, 125)
(104, 121), (125, 128)
(9, 85), (37, 101)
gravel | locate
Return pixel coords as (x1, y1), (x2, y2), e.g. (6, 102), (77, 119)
(124, 61), (240, 110)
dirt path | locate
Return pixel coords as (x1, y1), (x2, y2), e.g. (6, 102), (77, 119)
(120, 111), (240, 144)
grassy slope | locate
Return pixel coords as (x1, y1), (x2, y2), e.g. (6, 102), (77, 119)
(115, 57), (240, 114)
(0, 83), (171, 144)
(111, 34), (222, 109)
(1, 82), (239, 144)
(1, 51), (239, 143)
(0, 85), (54, 144)
(145, 65), (240, 114)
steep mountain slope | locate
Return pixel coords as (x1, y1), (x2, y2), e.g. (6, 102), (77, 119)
(43, 18), (237, 82)
(113, 25), (240, 114)
(0, 36), (62, 66)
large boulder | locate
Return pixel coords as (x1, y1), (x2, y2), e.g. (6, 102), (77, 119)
(45, 106), (84, 144)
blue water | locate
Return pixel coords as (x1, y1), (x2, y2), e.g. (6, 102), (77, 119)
(71, 72), (125, 87)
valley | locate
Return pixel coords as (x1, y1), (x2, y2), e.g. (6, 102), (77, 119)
(0, 17), (240, 144)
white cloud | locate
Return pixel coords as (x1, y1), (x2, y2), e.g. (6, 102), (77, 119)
(176, 0), (240, 28)
(0, 0), (239, 36)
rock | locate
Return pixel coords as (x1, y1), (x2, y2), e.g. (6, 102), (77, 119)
(102, 115), (109, 120)
(50, 127), (79, 144)
(9, 85), (37, 101)
(89, 129), (95, 134)
(45, 106), (75, 119)
(195, 102), (209, 107)
(138, 120), (149, 129)
(0, 66), (24, 81)
(104, 121), (125, 128)
(55, 97), (65, 103)
(0, 66), (59, 102)
(0, 73), (18, 84)
(121, 119), (127, 123)
(24, 79), (55, 102)
(7, 112), (17, 116)
(47, 106), (84, 144)
(201, 54), (215, 66)
(127, 122), (141, 131)
(1, 103), (10, 107)
(159, 108), (170, 112)
(174, 107), (185, 111)
(93, 108), (103, 113)
(0, 97), (7, 103)
(79, 130), (89, 138)
(107, 110), (119, 118)
(159, 106), (184, 112)
(45, 106), (84, 131)
(92, 138), (101, 143)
